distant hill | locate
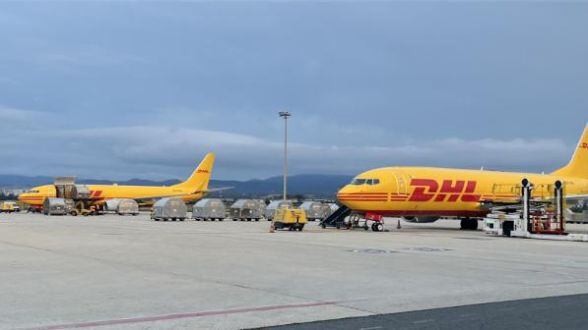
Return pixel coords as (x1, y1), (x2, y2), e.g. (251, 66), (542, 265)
(0, 174), (352, 198)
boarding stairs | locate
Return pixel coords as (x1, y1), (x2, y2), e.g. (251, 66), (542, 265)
(320, 205), (351, 228)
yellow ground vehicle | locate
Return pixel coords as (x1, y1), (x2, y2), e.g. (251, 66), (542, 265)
(0, 201), (20, 213)
(273, 207), (307, 231)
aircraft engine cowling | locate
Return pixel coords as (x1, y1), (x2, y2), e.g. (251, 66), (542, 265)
(402, 216), (440, 223)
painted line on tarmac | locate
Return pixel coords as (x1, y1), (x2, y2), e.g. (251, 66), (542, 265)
(22, 301), (339, 330)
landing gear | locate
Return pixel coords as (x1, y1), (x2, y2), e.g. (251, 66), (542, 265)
(460, 218), (479, 230)
(371, 222), (384, 232)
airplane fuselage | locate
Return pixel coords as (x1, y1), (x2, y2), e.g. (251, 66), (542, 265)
(18, 184), (205, 207)
(337, 167), (588, 218)
(18, 153), (216, 209)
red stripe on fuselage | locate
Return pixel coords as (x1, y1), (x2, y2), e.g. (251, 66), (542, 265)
(365, 210), (488, 217)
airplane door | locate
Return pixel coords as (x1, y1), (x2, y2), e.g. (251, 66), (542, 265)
(395, 171), (408, 195)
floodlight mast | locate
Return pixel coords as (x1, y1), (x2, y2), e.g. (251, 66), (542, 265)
(279, 111), (291, 202)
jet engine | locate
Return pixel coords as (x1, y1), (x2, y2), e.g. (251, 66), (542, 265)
(402, 216), (440, 223)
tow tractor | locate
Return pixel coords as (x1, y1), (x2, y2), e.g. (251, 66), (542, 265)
(484, 179), (588, 242)
(272, 206), (307, 231)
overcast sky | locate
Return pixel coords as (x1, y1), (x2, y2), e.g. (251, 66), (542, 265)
(0, 2), (587, 181)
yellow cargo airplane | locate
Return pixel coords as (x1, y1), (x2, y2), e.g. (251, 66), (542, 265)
(18, 153), (216, 212)
(338, 125), (588, 230)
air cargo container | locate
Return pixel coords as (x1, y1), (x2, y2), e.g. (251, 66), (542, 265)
(151, 198), (187, 221)
(192, 198), (226, 221)
(300, 201), (330, 221)
(230, 199), (265, 221)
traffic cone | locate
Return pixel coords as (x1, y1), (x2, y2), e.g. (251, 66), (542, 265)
(397, 219), (402, 230)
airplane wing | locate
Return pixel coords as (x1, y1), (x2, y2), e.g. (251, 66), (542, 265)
(203, 187), (234, 193)
(93, 187), (235, 206)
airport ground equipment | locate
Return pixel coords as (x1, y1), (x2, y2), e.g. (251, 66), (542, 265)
(327, 203), (339, 215)
(567, 210), (588, 224)
(192, 198), (226, 221)
(320, 205), (351, 228)
(43, 198), (73, 216)
(484, 179), (588, 242)
(345, 212), (385, 232)
(151, 198), (187, 221)
(105, 199), (139, 216)
(566, 199), (588, 223)
(230, 199), (265, 221)
(0, 201), (20, 213)
(272, 207), (307, 231)
(299, 201), (331, 221)
(265, 200), (293, 221)
(53, 177), (93, 213)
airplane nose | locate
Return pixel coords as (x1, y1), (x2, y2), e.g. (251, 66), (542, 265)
(336, 185), (351, 200)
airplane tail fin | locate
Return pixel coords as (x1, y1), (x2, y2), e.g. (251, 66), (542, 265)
(173, 153), (215, 192)
(552, 124), (588, 179)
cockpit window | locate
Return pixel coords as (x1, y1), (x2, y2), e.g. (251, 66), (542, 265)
(350, 178), (367, 185)
(350, 178), (380, 185)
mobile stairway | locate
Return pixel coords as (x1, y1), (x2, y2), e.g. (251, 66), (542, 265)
(320, 205), (351, 229)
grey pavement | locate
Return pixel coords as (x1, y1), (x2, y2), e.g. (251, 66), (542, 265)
(1, 213), (588, 329)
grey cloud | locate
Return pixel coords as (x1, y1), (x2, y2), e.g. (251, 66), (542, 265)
(0, 2), (586, 180)
(0, 122), (573, 180)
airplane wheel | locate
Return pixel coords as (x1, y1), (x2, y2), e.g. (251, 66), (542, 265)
(320, 223), (326, 229)
(364, 225), (369, 231)
(376, 223), (384, 232)
(471, 219), (478, 230)
(460, 218), (478, 230)
(74, 201), (85, 214)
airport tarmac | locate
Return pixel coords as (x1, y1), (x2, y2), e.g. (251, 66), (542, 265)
(1, 213), (588, 330)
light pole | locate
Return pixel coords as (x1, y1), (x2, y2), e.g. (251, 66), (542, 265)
(279, 111), (291, 202)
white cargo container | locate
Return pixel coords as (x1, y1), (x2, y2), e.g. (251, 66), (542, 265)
(192, 198), (226, 221)
(230, 199), (265, 221)
(151, 198), (187, 221)
(43, 198), (70, 216)
(117, 199), (139, 216)
(300, 201), (330, 221)
(105, 199), (139, 216)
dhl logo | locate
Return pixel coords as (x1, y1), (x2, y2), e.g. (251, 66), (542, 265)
(581, 142), (588, 150)
(197, 169), (210, 174)
(89, 190), (103, 198)
(409, 179), (481, 203)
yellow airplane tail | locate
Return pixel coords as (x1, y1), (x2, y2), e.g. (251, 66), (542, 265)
(552, 124), (588, 179)
(173, 152), (216, 192)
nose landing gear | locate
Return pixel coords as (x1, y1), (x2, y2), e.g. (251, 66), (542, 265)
(371, 222), (384, 232)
